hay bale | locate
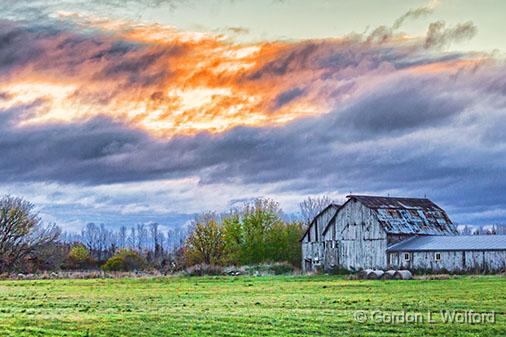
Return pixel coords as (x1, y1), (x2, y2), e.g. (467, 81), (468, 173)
(393, 270), (413, 280)
(366, 270), (384, 280)
(381, 270), (396, 280)
(358, 269), (373, 279)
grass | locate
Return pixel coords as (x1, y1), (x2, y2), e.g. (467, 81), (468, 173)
(0, 275), (504, 336)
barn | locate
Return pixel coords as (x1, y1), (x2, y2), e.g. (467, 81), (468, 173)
(301, 195), (506, 273)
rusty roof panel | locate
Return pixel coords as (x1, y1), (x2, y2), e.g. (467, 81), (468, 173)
(348, 195), (457, 235)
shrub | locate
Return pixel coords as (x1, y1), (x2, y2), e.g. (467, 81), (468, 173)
(65, 245), (93, 269)
(184, 264), (224, 276)
(244, 262), (296, 275)
(326, 266), (352, 275)
(101, 250), (147, 272)
(269, 262), (295, 275)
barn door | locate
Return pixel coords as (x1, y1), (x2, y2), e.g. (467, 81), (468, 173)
(335, 241), (340, 269)
(304, 259), (312, 272)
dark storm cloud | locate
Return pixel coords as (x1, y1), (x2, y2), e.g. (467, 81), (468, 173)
(1, 61), (506, 223)
(337, 77), (469, 134)
(273, 87), (306, 109)
(2, 62), (505, 186)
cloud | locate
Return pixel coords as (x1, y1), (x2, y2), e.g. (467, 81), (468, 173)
(392, 0), (438, 29)
(0, 7), (504, 226)
(368, 0), (438, 43)
(0, 10), (481, 137)
(273, 87), (306, 109)
(425, 21), (478, 49)
(336, 76), (469, 134)
(226, 26), (250, 35)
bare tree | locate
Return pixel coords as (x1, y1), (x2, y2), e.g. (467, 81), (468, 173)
(0, 195), (60, 272)
(119, 225), (127, 248)
(82, 223), (99, 252)
(460, 225), (473, 235)
(136, 224), (147, 251)
(149, 222), (162, 258)
(128, 227), (136, 249)
(299, 196), (332, 226)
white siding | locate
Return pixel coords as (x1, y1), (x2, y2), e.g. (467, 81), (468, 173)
(323, 199), (387, 271)
(301, 205), (339, 272)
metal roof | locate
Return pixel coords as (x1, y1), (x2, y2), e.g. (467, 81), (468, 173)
(348, 195), (443, 210)
(387, 235), (506, 252)
(347, 195), (457, 235)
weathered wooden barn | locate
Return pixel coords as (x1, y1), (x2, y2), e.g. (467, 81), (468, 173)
(301, 195), (506, 273)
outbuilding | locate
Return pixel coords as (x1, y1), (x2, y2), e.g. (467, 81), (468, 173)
(387, 235), (506, 272)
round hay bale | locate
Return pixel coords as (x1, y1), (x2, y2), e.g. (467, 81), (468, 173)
(393, 270), (413, 280)
(358, 269), (373, 279)
(381, 270), (396, 280)
(366, 270), (384, 280)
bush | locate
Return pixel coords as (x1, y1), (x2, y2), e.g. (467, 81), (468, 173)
(20, 242), (69, 273)
(101, 250), (147, 272)
(65, 244), (93, 270)
(244, 262), (296, 275)
(327, 266), (353, 275)
(184, 264), (224, 276)
(269, 262), (295, 275)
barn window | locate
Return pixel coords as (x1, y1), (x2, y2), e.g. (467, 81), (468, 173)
(388, 253), (395, 265)
(434, 252), (441, 262)
(403, 252), (411, 261)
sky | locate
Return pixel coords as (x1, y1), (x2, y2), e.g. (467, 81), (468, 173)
(0, 0), (505, 231)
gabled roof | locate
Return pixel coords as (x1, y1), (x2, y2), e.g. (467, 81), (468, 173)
(387, 235), (506, 252)
(299, 203), (341, 242)
(347, 195), (457, 235)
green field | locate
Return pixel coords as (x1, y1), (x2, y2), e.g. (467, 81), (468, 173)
(0, 275), (504, 336)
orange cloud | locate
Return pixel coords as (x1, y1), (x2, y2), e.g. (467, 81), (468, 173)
(0, 14), (486, 137)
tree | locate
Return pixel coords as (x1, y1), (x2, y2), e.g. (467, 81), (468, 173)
(240, 198), (283, 264)
(0, 195), (60, 272)
(221, 198), (297, 266)
(184, 213), (224, 266)
(299, 196), (332, 225)
(119, 225), (127, 248)
(222, 211), (242, 265)
(136, 224), (148, 251)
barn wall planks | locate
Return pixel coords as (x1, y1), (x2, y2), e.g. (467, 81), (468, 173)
(316, 199), (388, 271)
(301, 205), (339, 272)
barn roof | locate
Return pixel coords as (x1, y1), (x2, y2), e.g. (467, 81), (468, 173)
(299, 203), (341, 242)
(347, 195), (457, 235)
(387, 235), (506, 252)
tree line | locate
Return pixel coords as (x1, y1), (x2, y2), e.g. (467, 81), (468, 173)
(4, 193), (504, 274)
(60, 223), (189, 262)
(0, 194), (331, 273)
